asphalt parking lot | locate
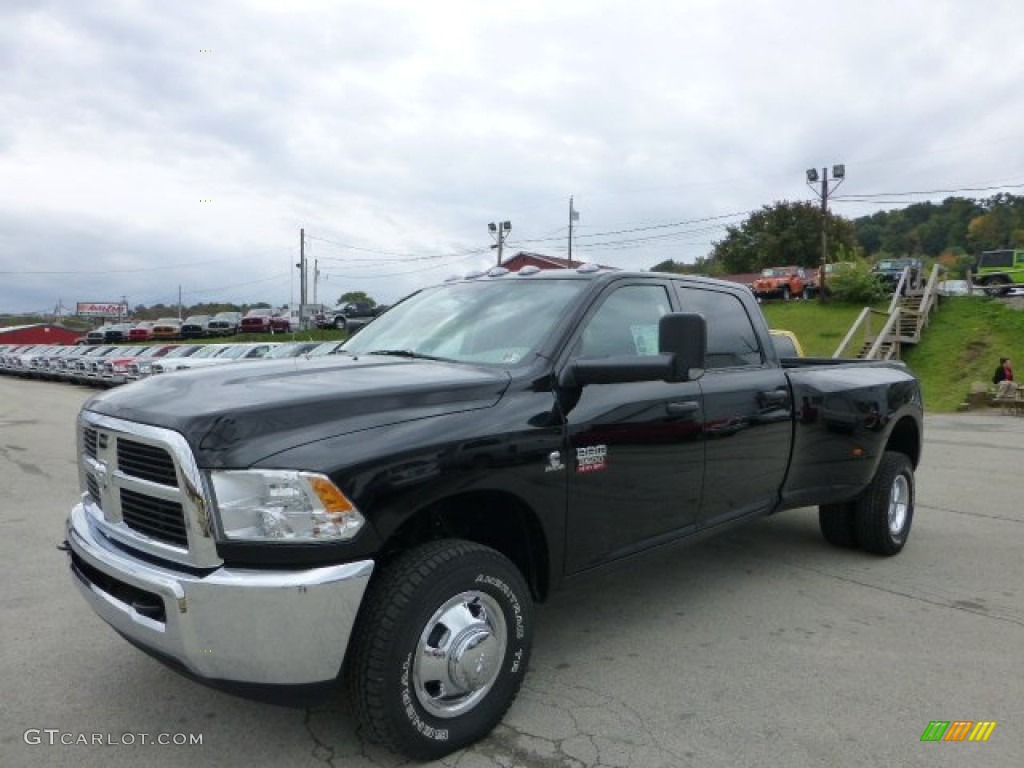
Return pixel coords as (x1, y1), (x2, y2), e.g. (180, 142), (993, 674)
(1, 377), (1022, 768)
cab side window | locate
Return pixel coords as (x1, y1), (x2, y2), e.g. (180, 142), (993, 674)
(677, 287), (763, 368)
(578, 284), (672, 358)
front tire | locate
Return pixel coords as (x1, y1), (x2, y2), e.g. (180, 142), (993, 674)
(854, 451), (914, 555)
(334, 316), (347, 330)
(982, 276), (1011, 297)
(346, 540), (533, 761)
(782, 286), (791, 300)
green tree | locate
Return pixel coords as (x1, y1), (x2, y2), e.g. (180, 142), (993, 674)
(826, 257), (887, 304)
(710, 201), (855, 273)
(337, 291), (376, 307)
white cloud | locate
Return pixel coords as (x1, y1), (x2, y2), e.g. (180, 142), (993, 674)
(2, 0), (1024, 313)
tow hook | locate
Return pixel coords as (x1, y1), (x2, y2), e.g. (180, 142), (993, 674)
(56, 540), (71, 552)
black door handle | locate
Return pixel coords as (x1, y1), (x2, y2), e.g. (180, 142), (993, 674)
(757, 389), (789, 408)
(666, 401), (700, 416)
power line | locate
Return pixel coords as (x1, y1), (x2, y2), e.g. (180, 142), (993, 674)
(833, 182), (1024, 201)
(322, 252), (484, 279)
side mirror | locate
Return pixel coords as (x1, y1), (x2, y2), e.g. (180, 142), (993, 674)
(658, 313), (706, 381)
(559, 313), (706, 387)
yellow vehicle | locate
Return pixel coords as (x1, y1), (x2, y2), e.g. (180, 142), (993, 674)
(769, 329), (805, 358)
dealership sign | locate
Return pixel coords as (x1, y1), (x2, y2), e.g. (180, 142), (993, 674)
(76, 302), (128, 318)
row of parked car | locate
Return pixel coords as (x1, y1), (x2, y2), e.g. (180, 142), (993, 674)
(750, 258), (926, 301)
(0, 340), (345, 388)
(83, 309), (306, 344)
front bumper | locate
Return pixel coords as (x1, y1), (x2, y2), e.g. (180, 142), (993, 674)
(66, 502), (374, 687)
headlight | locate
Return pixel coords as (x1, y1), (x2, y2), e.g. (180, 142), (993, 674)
(209, 470), (365, 542)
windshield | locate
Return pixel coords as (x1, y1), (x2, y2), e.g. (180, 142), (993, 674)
(308, 341), (343, 356)
(342, 279), (588, 366)
(266, 342), (317, 358)
(192, 346), (223, 359)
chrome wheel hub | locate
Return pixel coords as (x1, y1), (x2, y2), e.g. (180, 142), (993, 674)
(413, 591), (507, 719)
(888, 474), (910, 535)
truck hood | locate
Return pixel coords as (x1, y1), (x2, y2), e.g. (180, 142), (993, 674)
(84, 355), (511, 467)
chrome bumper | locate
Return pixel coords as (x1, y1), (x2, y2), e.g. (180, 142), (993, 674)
(67, 502), (374, 686)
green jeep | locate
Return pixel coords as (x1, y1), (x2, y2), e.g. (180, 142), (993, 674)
(975, 249), (1024, 295)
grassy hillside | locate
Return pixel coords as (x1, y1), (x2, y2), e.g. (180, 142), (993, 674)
(761, 296), (1024, 412)
(901, 297), (1024, 411)
(760, 300), (886, 358)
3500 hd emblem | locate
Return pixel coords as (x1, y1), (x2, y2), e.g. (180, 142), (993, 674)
(575, 445), (608, 473)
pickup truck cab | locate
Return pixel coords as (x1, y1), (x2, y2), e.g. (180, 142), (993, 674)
(65, 267), (922, 760)
(320, 301), (380, 330)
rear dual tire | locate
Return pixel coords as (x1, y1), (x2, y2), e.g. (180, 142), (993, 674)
(819, 451), (914, 555)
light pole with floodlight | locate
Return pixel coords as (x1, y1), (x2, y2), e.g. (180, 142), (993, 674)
(488, 220), (511, 266)
(806, 165), (845, 302)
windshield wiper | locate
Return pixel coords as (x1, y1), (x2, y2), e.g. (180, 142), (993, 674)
(366, 349), (450, 362)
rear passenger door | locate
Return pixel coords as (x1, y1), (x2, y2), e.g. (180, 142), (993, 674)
(675, 283), (793, 528)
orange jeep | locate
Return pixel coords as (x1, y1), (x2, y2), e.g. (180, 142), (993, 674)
(751, 266), (810, 300)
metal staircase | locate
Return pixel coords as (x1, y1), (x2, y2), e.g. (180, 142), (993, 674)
(833, 265), (942, 360)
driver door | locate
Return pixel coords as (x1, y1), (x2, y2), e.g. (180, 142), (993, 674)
(561, 281), (705, 573)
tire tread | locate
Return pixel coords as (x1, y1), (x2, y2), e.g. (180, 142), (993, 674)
(855, 451), (914, 556)
(345, 539), (528, 759)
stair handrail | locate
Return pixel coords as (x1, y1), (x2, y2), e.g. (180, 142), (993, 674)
(918, 264), (942, 329)
(833, 306), (872, 358)
(888, 267), (910, 314)
(866, 306), (903, 359)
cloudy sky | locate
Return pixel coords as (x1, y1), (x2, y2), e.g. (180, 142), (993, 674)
(3, 0), (1024, 315)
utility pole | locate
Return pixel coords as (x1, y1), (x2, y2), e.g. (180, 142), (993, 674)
(568, 196), (580, 266)
(488, 220), (511, 266)
(805, 164), (845, 303)
(313, 258), (319, 306)
(296, 228), (307, 328)
(178, 285), (182, 319)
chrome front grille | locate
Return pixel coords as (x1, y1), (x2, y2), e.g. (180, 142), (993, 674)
(82, 427), (98, 458)
(86, 474), (101, 505)
(77, 411), (221, 568)
(120, 488), (188, 547)
(117, 439), (178, 486)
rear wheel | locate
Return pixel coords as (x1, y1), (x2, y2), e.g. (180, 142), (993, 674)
(854, 451), (914, 555)
(818, 502), (859, 548)
(346, 539), (533, 760)
(782, 286), (791, 300)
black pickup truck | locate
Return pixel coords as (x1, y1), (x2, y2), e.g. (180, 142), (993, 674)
(65, 267), (922, 760)
(317, 300), (383, 330)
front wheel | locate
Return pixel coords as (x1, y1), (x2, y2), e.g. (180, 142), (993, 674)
(982, 276), (1011, 297)
(854, 451), (915, 555)
(782, 286), (791, 300)
(334, 316), (347, 330)
(346, 540), (533, 760)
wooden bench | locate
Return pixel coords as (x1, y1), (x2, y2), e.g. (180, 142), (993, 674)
(992, 392), (1024, 415)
